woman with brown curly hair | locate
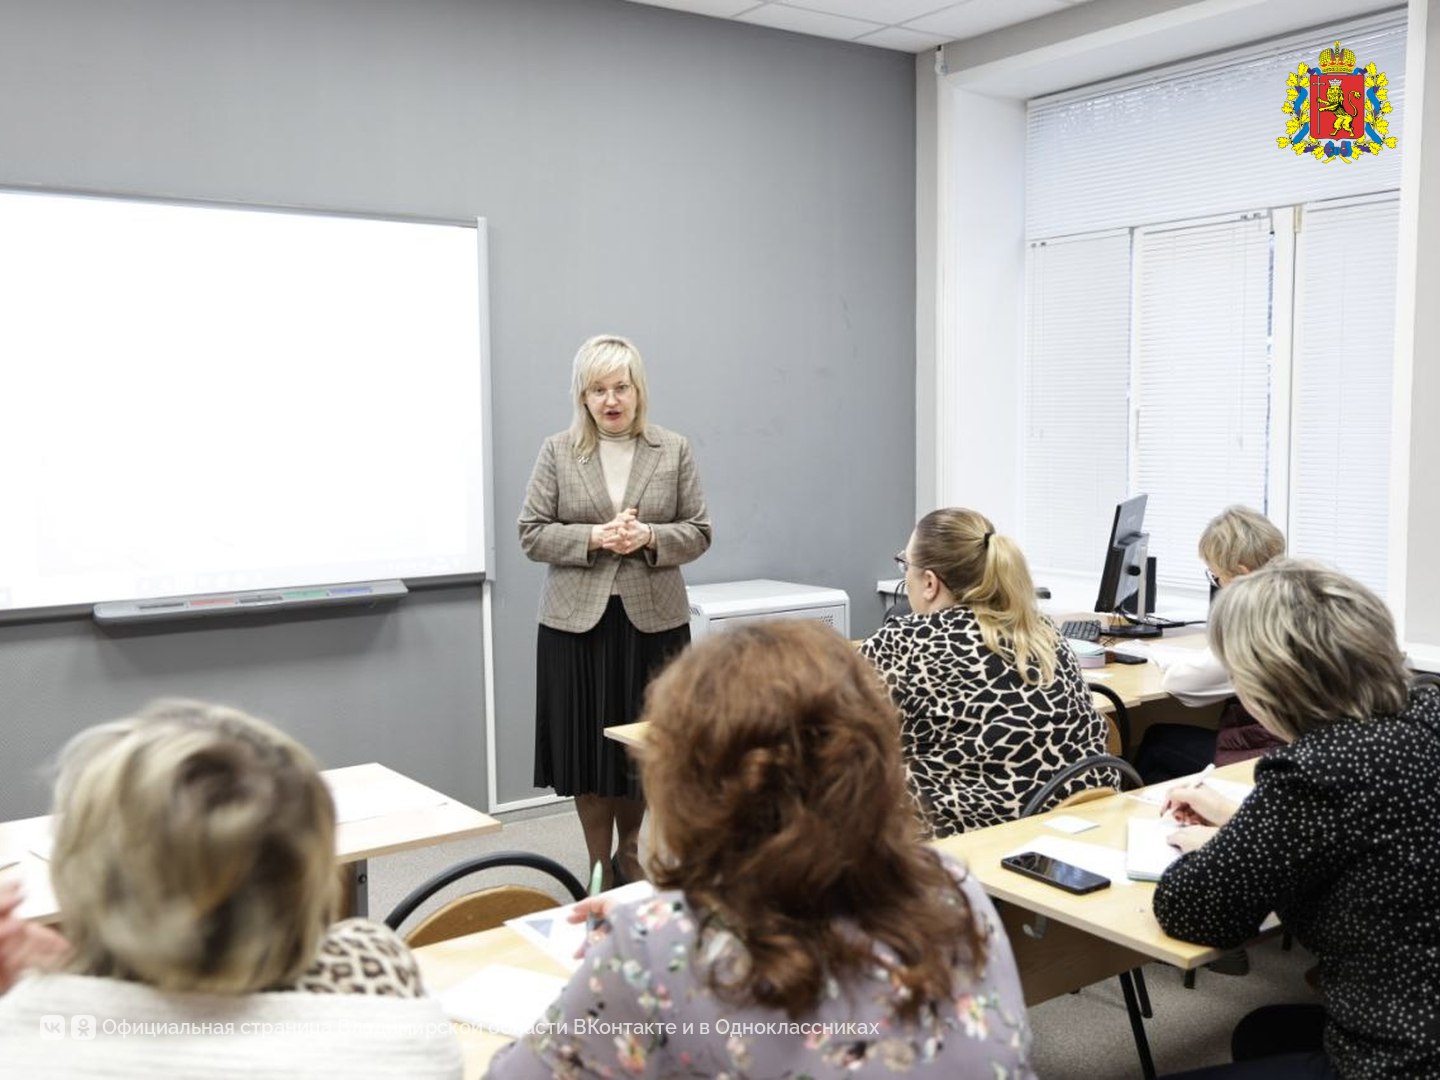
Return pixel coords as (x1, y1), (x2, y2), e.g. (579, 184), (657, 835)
(486, 620), (1032, 1078)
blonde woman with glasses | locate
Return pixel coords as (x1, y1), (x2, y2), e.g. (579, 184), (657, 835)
(859, 508), (1111, 838)
(519, 334), (711, 888)
(1155, 561), (1440, 1078)
(1135, 505), (1288, 784)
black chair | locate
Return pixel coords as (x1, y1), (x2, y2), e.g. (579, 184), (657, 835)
(1088, 682), (1134, 760)
(384, 851), (587, 948)
(1019, 753), (1143, 819)
(1020, 753), (1156, 1079)
(1412, 671), (1440, 691)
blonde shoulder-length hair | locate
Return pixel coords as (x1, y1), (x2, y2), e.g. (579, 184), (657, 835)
(910, 508), (1059, 685)
(568, 334), (650, 461)
(50, 699), (338, 993)
(1209, 559), (1410, 740)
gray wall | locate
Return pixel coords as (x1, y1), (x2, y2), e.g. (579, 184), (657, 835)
(0, 0), (916, 816)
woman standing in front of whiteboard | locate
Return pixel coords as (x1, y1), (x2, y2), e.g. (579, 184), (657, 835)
(519, 335), (711, 888)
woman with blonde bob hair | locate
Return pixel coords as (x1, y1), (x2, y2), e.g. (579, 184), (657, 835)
(519, 334), (711, 888)
(487, 620), (1032, 1078)
(0, 700), (461, 1078)
(860, 508), (1110, 837)
(1155, 561), (1440, 1078)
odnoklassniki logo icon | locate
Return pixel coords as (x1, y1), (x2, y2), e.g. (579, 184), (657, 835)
(1278, 40), (1397, 162)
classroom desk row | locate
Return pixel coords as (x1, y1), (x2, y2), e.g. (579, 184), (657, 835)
(414, 758), (1257, 1080)
(0, 763), (501, 924)
(605, 622), (1208, 752)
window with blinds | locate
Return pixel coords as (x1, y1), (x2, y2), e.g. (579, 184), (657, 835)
(1288, 195), (1400, 598)
(1132, 215), (1273, 591)
(1022, 232), (1130, 576)
(1020, 15), (1405, 600)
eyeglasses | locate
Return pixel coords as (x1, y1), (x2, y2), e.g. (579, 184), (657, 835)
(586, 381), (633, 401)
(1205, 568), (1222, 590)
(894, 551), (912, 576)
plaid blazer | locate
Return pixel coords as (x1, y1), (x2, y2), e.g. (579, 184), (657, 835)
(518, 425), (712, 633)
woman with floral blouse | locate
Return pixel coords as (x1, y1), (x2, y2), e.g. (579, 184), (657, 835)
(486, 619), (1033, 1079)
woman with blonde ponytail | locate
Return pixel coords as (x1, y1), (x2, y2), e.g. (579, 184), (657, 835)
(860, 508), (1110, 837)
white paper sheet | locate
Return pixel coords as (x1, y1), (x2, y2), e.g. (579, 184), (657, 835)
(438, 964), (568, 1036)
(505, 880), (656, 971)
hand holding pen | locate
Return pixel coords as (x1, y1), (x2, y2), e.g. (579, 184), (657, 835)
(566, 860), (613, 960)
(1160, 781), (1240, 828)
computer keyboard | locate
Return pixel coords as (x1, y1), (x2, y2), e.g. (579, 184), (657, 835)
(1060, 619), (1102, 642)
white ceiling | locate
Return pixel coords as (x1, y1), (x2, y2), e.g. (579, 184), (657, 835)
(619, 0), (1098, 53)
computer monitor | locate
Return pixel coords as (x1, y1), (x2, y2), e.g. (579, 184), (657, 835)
(1094, 494), (1162, 638)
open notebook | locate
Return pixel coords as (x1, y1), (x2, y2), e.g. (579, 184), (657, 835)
(1126, 817), (1183, 881)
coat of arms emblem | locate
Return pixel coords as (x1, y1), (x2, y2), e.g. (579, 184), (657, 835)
(1277, 41), (1397, 162)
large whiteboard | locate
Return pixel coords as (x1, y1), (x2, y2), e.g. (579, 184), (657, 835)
(0, 190), (490, 614)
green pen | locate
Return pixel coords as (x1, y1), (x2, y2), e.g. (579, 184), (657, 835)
(586, 859), (605, 935)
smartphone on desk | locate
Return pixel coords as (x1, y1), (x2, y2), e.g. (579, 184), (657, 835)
(1001, 851), (1111, 895)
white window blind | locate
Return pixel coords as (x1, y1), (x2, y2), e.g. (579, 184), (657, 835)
(1288, 195), (1399, 597)
(1022, 232), (1131, 576)
(1025, 18), (1405, 239)
(1133, 215), (1273, 591)
(1018, 15), (1407, 607)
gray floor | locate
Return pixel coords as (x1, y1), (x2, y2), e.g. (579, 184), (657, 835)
(371, 803), (1320, 1079)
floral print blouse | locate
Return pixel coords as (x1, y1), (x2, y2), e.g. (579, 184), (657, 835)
(486, 854), (1033, 1079)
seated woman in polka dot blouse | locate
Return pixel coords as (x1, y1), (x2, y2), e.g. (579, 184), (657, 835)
(1152, 560), (1440, 1079)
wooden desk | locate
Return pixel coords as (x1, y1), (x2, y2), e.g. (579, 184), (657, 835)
(416, 761), (1258, 1079)
(1082, 621), (1208, 710)
(604, 721), (648, 748)
(414, 924), (569, 1079)
(0, 763), (501, 924)
(932, 758), (1256, 1006)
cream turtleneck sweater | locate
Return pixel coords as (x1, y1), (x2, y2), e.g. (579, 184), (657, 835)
(597, 429), (636, 514)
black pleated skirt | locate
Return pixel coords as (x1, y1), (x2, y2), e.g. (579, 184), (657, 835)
(533, 595), (691, 798)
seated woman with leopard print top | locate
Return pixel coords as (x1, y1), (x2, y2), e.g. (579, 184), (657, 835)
(860, 508), (1112, 838)
(0, 699), (460, 1078)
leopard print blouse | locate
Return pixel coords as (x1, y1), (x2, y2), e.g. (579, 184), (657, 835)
(284, 918), (426, 997)
(860, 605), (1112, 838)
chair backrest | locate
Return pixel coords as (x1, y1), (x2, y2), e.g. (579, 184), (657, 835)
(384, 850), (588, 948)
(1412, 671), (1440, 691)
(1020, 753), (1144, 819)
(401, 884), (562, 948)
(1088, 682), (1132, 759)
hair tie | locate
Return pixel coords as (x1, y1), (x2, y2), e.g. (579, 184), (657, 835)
(983, 530), (994, 548)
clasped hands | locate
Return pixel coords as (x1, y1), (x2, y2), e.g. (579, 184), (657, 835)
(590, 508), (652, 556)
(1161, 783), (1241, 855)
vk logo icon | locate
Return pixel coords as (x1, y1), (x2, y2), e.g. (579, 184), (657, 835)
(39, 1014), (66, 1039)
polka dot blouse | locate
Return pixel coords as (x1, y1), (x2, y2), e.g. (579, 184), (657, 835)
(1153, 686), (1440, 1078)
